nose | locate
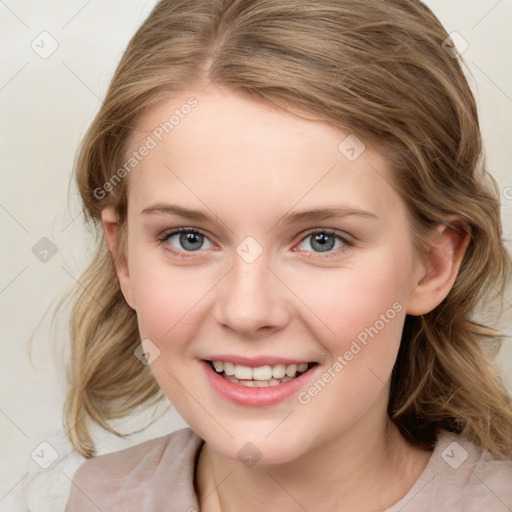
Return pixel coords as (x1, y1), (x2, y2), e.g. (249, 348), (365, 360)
(213, 251), (291, 338)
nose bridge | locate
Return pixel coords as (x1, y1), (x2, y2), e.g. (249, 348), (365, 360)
(213, 248), (289, 336)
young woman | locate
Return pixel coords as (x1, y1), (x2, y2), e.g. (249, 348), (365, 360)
(64, 1), (512, 510)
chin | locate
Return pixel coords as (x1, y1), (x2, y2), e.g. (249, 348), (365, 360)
(202, 427), (313, 467)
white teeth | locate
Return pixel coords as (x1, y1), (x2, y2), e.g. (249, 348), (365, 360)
(272, 364), (286, 379)
(224, 374), (238, 385)
(234, 364), (253, 380)
(252, 365), (273, 381)
(211, 360), (311, 383)
(285, 364), (297, 377)
(223, 374), (299, 387)
(223, 362), (235, 376)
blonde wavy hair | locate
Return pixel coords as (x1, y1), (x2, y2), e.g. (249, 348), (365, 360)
(62, 0), (512, 459)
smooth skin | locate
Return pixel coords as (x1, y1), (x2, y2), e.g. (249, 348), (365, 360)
(102, 85), (469, 511)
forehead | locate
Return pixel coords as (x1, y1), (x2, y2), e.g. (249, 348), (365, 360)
(124, 86), (404, 225)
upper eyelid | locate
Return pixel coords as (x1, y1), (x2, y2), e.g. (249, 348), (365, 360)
(160, 226), (217, 244)
(300, 227), (354, 241)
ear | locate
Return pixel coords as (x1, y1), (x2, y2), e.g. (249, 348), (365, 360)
(406, 221), (471, 316)
(101, 206), (136, 310)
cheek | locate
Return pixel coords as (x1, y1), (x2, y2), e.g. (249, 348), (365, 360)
(294, 258), (409, 425)
(128, 250), (214, 347)
(128, 253), (211, 409)
(290, 249), (412, 347)
(289, 248), (413, 413)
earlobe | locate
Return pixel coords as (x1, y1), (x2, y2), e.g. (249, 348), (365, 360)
(406, 221), (471, 316)
(101, 206), (136, 310)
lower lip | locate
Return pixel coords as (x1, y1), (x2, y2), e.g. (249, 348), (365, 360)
(201, 360), (318, 407)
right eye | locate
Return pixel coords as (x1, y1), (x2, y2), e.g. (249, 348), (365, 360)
(158, 227), (215, 256)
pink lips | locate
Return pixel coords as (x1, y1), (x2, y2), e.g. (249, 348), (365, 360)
(200, 359), (319, 407)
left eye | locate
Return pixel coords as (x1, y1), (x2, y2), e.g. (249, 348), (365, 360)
(297, 230), (348, 253)
(163, 229), (214, 252)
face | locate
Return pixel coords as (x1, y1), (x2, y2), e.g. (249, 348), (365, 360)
(109, 85), (427, 464)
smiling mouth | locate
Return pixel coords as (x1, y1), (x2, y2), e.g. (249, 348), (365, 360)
(206, 360), (318, 387)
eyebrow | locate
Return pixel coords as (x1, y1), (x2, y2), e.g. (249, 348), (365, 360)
(141, 203), (378, 224)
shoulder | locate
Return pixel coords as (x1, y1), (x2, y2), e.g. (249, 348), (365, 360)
(65, 427), (203, 512)
(389, 430), (512, 512)
(435, 430), (512, 504)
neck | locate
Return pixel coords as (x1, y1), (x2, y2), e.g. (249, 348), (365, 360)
(195, 404), (431, 512)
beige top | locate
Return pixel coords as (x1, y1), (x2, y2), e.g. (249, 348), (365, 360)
(65, 427), (512, 511)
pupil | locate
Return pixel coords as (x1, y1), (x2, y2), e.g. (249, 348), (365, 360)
(180, 232), (202, 251)
(312, 233), (334, 252)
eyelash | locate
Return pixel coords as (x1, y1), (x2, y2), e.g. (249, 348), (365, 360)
(156, 227), (355, 260)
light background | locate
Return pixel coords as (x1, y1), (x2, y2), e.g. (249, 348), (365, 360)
(1, 1), (511, 510)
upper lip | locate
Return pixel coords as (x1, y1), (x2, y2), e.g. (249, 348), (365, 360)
(202, 355), (317, 367)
